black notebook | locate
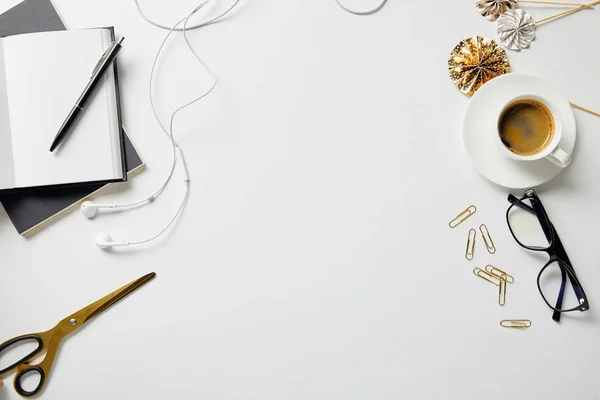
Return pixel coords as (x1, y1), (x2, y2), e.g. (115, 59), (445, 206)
(0, 0), (144, 235)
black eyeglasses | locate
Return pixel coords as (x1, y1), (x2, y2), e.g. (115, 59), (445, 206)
(506, 189), (589, 322)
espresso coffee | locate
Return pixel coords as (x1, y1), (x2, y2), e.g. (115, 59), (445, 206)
(498, 99), (555, 156)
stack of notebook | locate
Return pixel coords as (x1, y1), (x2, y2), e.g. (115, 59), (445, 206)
(0, 0), (144, 235)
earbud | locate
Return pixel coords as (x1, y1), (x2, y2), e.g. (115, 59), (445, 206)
(81, 201), (117, 218)
(96, 232), (130, 249)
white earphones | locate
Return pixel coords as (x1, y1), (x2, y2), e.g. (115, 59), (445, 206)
(81, 202), (116, 218)
(83, 1), (236, 249)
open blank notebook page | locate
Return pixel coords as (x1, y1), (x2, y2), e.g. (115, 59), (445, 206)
(0, 28), (123, 190)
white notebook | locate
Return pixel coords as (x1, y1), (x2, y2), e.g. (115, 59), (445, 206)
(0, 27), (125, 193)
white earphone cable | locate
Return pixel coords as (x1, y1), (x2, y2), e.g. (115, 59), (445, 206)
(116, 20), (190, 209)
(134, 0), (242, 31)
(127, 178), (190, 245)
(121, 0), (240, 245)
(334, 0), (388, 15)
(125, 0), (382, 245)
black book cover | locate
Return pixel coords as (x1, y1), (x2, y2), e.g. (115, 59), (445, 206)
(0, 0), (144, 234)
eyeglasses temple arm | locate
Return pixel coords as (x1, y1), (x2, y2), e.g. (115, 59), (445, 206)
(552, 267), (567, 322)
(552, 266), (587, 321)
(565, 268), (587, 306)
(508, 194), (529, 209)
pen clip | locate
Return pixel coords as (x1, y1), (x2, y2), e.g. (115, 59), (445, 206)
(90, 37), (124, 78)
(91, 44), (114, 77)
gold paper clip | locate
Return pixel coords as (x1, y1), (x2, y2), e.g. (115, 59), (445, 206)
(500, 320), (532, 329)
(473, 267), (500, 286)
(449, 205), (477, 228)
(479, 224), (496, 254)
(465, 228), (476, 260)
(498, 277), (506, 306)
(485, 265), (514, 283)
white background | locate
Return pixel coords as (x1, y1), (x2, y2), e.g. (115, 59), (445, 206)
(1, 0), (600, 399)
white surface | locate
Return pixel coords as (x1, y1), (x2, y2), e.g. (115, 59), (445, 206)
(0, 0), (22, 15)
(0, 41), (15, 189)
(1, 1), (600, 399)
(464, 73), (576, 188)
(2, 29), (121, 188)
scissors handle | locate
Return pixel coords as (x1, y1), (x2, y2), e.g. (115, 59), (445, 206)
(0, 334), (43, 376)
(14, 364), (46, 398)
(0, 332), (53, 398)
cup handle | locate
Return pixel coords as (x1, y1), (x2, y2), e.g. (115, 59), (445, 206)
(545, 147), (571, 168)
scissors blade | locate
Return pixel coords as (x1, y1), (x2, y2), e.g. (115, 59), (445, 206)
(75, 272), (156, 326)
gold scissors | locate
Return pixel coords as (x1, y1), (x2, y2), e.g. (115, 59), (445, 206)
(0, 272), (155, 398)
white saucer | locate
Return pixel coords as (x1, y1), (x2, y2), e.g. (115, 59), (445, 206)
(463, 73), (576, 189)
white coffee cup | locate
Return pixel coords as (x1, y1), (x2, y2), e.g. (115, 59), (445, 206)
(496, 94), (571, 168)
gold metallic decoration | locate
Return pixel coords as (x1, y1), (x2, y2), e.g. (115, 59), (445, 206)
(448, 204), (477, 228)
(473, 267), (501, 286)
(448, 36), (511, 96)
(479, 224), (496, 254)
(485, 265), (514, 283)
(0, 273), (156, 398)
(499, 276), (507, 305)
(466, 229), (476, 260)
(447, 37), (600, 112)
(476, 0), (517, 21)
(497, 9), (536, 50)
(500, 319), (532, 328)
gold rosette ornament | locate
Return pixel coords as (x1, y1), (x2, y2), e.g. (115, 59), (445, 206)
(448, 36), (511, 96)
(476, 0), (517, 21)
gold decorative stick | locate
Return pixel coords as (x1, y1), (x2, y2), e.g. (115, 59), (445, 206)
(570, 103), (600, 118)
(477, 0), (594, 21)
(537, 0), (600, 23)
(520, 0), (592, 7)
